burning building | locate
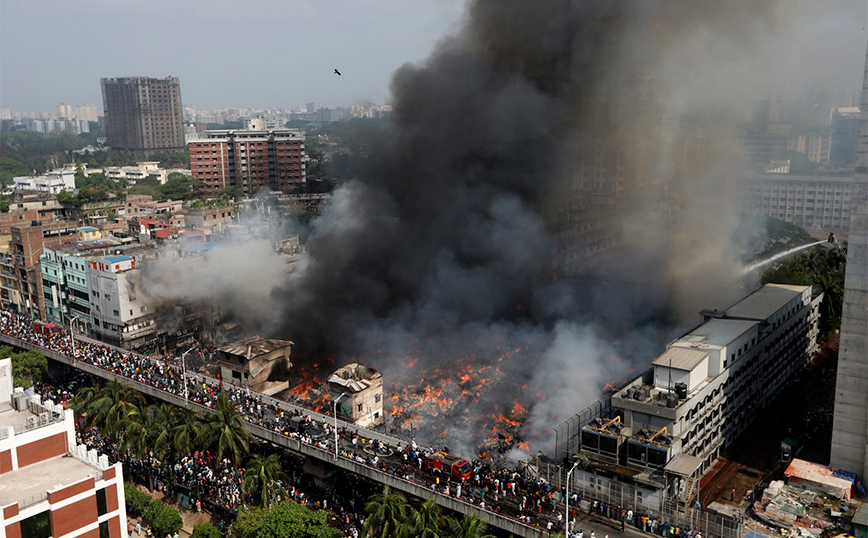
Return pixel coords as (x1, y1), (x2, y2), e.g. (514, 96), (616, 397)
(327, 363), (384, 428)
(217, 337), (293, 394)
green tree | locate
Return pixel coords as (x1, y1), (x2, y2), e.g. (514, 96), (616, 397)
(0, 157), (29, 187)
(243, 453), (288, 507)
(400, 497), (445, 538)
(447, 513), (496, 538)
(115, 404), (156, 460)
(364, 486), (408, 538)
(198, 391), (254, 467)
(172, 408), (204, 455)
(232, 502), (341, 538)
(84, 380), (146, 436)
(145, 499), (183, 535)
(190, 523), (223, 538)
(124, 482), (153, 518)
(159, 174), (193, 200)
(10, 350), (48, 388)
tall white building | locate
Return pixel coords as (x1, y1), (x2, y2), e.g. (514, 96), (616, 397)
(55, 103), (73, 120)
(75, 104), (99, 123)
(87, 255), (156, 349)
(580, 284), (821, 483)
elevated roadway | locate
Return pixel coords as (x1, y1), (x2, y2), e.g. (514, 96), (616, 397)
(0, 332), (542, 538)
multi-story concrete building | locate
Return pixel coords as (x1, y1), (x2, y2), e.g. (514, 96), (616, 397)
(87, 255), (156, 349)
(786, 131), (831, 163)
(830, 106), (860, 165)
(75, 104), (99, 123)
(737, 170), (854, 233)
(0, 248), (21, 314)
(40, 239), (149, 331)
(11, 222), (79, 320)
(328, 363), (385, 428)
(55, 103), (73, 121)
(101, 76), (185, 152)
(560, 283), (821, 510)
(830, 45), (868, 483)
(0, 360), (128, 538)
(13, 167), (76, 196)
(188, 117), (307, 196)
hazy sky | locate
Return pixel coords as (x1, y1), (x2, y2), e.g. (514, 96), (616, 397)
(0, 0), (465, 112)
(0, 0), (865, 113)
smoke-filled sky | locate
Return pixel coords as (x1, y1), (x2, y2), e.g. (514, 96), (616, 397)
(0, 0), (865, 112)
(44, 0), (866, 457)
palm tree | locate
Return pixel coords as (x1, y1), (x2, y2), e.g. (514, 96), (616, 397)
(115, 404), (155, 460)
(71, 385), (99, 423)
(86, 381), (146, 436)
(400, 497), (445, 538)
(447, 513), (495, 538)
(198, 392), (254, 467)
(150, 403), (179, 460)
(242, 453), (288, 507)
(172, 408), (204, 456)
(364, 486), (408, 538)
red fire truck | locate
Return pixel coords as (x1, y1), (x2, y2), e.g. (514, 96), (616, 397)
(32, 321), (62, 336)
(424, 451), (472, 482)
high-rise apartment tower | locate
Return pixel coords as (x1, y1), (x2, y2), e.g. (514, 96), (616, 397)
(101, 76), (185, 152)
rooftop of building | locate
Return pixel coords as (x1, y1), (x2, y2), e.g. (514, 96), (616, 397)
(0, 393), (65, 436)
(218, 337), (293, 360)
(723, 283), (808, 321)
(651, 347), (709, 371)
(673, 318), (757, 350)
(77, 227), (99, 232)
(0, 454), (100, 508)
(328, 363), (382, 393)
(104, 255), (133, 263)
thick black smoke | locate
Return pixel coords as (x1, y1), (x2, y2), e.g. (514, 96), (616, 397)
(261, 0), (863, 456)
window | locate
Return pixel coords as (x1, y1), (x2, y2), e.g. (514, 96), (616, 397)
(20, 510), (51, 538)
(113, 310), (119, 316)
(358, 403), (363, 412)
(99, 520), (110, 538)
(96, 487), (108, 515)
(375, 394), (381, 403)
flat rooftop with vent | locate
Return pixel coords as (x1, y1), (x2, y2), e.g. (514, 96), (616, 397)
(0, 358), (128, 538)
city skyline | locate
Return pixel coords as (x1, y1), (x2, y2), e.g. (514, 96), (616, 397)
(0, 0), (465, 112)
(2, 1), (867, 113)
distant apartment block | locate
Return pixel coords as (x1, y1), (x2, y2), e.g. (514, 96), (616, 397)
(75, 104), (99, 123)
(13, 167), (76, 195)
(101, 76), (185, 152)
(0, 360), (128, 538)
(189, 117), (307, 196)
(55, 103), (73, 121)
(737, 170), (853, 233)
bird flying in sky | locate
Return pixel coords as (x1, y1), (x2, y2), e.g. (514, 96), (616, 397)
(334, 69), (341, 76)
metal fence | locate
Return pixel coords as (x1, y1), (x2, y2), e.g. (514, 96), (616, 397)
(536, 459), (744, 538)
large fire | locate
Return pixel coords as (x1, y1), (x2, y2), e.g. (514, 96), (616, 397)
(282, 335), (632, 463)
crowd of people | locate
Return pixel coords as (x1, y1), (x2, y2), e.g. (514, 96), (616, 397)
(3, 310), (719, 538)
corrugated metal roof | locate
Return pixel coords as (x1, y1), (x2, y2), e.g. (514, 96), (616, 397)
(218, 337), (293, 360)
(327, 363), (381, 393)
(652, 347), (708, 371)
